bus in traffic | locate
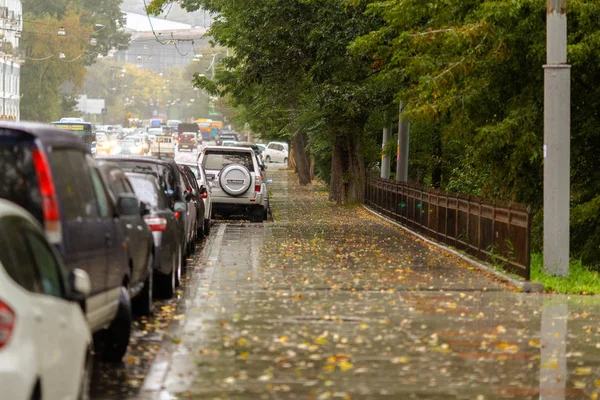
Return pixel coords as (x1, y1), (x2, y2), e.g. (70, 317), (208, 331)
(51, 120), (95, 147)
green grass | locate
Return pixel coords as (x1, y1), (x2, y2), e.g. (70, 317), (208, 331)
(530, 253), (600, 294)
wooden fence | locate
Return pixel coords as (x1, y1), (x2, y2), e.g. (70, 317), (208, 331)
(365, 177), (532, 279)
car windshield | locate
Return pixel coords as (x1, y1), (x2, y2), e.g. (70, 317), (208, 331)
(203, 151), (254, 171)
(121, 140), (135, 147)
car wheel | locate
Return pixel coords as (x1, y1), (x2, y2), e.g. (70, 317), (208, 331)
(265, 155), (271, 163)
(197, 216), (205, 238)
(132, 254), (153, 316)
(250, 206), (264, 223)
(175, 246), (183, 287)
(157, 252), (176, 299)
(101, 287), (132, 363)
(78, 346), (93, 400)
(204, 217), (211, 235)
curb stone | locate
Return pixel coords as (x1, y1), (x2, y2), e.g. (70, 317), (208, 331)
(363, 206), (545, 293)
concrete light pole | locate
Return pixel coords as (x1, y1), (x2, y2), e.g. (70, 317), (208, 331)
(380, 125), (390, 179)
(396, 102), (409, 183)
(543, 0), (570, 276)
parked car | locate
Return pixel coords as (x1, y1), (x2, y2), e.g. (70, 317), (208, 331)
(98, 156), (194, 263)
(179, 164), (208, 240)
(177, 167), (202, 256)
(0, 200), (94, 400)
(125, 173), (183, 298)
(0, 122), (133, 362)
(176, 160), (213, 234)
(264, 141), (289, 164)
(199, 146), (267, 222)
(97, 162), (155, 315)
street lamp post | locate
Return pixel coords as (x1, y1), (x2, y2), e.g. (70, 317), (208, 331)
(544, 0), (570, 276)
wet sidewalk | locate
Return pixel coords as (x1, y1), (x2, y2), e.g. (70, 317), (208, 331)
(137, 168), (600, 400)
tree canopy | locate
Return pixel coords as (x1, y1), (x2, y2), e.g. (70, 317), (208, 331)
(148, 0), (600, 267)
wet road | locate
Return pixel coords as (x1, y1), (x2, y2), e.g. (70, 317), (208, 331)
(92, 166), (600, 400)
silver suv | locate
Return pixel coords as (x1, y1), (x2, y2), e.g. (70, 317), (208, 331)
(199, 146), (267, 222)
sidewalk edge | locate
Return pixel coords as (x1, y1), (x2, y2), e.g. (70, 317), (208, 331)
(363, 206), (544, 293)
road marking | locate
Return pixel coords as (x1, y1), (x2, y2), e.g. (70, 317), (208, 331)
(208, 223), (227, 263)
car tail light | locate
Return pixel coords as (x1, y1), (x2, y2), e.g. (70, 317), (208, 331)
(255, 185), (261, 192)
(32, 149), (62, 244)
(201, 191), (208, 199)
(0, 300), (15, 350)
(144, 216), (167, 231)
(174, 211), (181, 220)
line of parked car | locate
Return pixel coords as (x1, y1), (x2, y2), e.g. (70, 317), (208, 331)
(0, 121), (214, 400)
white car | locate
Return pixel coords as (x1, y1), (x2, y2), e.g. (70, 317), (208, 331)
(264, 141), (289, 164)
(0, 200), (93, 400)
(199, 146), (266, 222)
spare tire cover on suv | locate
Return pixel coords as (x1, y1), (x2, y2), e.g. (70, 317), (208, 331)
(219, 164), (252, 196)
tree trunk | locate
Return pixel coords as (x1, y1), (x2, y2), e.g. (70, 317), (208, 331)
(329, 132), (365, 204)
(292, 130), (311, 185)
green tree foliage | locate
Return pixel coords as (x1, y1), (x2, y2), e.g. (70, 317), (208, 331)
(21, 10), (93, 121)
(148, 0), (394, 201)
(21, 0), (130, 122)
(352, 0), (600, 266)
(22, 0), (130, 62)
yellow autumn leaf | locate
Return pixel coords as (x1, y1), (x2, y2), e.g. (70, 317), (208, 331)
(391, 356), (410, 364)
(278, 335), (289, 344)
(322, 364), (335, 371)
(575, 366), (593, 376)
(315, 336), (328, 345)
(239, 351), (249, 360)
(528, 339), (541, 348)
(496, 342), (519, 353)
(359, 323), (369, 330)
(237, 338), (247, 347)
(339, 360), (354, 371)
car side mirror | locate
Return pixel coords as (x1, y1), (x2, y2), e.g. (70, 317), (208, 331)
(117, 194), (139, 216)
(199, 186), (207, 196)
(174, 201), (187, 213)
(184, 191), (194, 201)
(140, 201), (151, 216)
(68, 268), (91, 302)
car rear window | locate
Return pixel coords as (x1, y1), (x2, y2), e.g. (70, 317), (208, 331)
(0, 131), (42, 222)
(127, 175), (164, 209)
(203, 151), (254, 172)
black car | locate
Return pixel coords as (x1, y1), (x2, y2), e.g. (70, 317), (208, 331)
(97, 162), (155, 314)
(179, 164), (208, 241)
(0, 121), (134, 362)
(97, 156), (195, 261)
(125, 172), (183, 298)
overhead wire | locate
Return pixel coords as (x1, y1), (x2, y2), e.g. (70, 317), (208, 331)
(142, 0), (168, 45)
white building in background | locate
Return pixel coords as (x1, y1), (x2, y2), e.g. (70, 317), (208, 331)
(0, 0), (21, 121)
